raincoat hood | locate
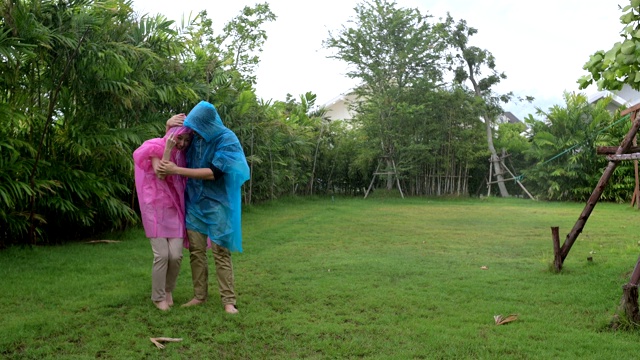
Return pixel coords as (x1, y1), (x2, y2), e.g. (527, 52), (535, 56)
(165, 125), (193, 139)
(184, 101), (226, 142)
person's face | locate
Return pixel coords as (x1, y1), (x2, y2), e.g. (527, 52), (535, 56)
(175, 133), (192, 150)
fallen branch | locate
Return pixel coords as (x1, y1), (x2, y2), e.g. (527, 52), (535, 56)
(494, 314), (518, 325)
(150, 337), (183, 349)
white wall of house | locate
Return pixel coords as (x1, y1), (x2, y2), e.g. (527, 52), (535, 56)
(588, 84), (640, 113)
(615, 84), (640, 106)
(322, 93), (358, 121)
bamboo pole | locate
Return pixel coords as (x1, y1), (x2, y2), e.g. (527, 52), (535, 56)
(364, 160), (381, 199)
(500, 160), (535, 200)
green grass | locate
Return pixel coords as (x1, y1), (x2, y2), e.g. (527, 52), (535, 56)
(3, 197), (640, 359)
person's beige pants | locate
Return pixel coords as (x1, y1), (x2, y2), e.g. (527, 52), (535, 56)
(187, 230), (236, 305)
(149, 237), (184, 302)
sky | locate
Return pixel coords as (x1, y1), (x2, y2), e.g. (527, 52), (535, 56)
(132, 0), (628, 120)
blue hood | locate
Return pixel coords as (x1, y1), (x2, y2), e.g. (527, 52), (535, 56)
(184, 101), (226, 142)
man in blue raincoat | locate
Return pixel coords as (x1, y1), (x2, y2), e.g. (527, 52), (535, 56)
(159, 101), (250, 314)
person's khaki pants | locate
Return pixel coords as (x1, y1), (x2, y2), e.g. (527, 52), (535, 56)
(149, 237), (184, 302)
(187, 230), (236, 305)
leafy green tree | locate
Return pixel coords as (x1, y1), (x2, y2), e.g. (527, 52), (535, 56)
(523, 92), (622, 201)
(446, 16), (516, 197)
(324, 0), (448, 190)
(393, 86), (487, 196)
(579, 0), (640, 92)
(219, 3), (276, 86)
(1, 0), (202, 246)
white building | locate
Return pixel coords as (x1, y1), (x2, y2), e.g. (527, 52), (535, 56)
(588, 84), (640, 112)
(321, 92), (357, 121)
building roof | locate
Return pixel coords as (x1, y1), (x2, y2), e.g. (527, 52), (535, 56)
(500, 111), (521, 124)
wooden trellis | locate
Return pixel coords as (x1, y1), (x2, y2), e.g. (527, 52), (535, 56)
(551, 104), (640, 324)
(364, 155), (404, 199)
(486, 150), (535, 200)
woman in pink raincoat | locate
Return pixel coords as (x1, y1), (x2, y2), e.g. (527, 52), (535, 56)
(133, 118), (192, 311)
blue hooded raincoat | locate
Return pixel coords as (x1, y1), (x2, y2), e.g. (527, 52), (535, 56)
(183, 101), (250, 252)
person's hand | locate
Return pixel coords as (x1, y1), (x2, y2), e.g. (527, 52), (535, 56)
(166, 114), (186, 129)
(157, 160), (178, 176)
(165, 134), (177, 152)
(158, 135), (177, 180)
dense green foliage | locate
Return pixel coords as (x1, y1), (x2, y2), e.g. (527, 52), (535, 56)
(2, 0), (639, 247)
(579, 1), (640, 91)
(323, 0), (489, 196)
(521, 93), (631, 201)
(3, 198), (640, 358)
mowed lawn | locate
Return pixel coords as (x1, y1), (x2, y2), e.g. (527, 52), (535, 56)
(2, 196), (640, 359)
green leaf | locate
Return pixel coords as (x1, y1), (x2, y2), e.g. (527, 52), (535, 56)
(621, 40), (635, 55)
(623, 25), (635, 36)
(577, 75), (592, 89)
(587, 53), (604, 69)
(604, 46), (619, 63)
(621, 12), (635, 24)
(624, 54), (637, 65)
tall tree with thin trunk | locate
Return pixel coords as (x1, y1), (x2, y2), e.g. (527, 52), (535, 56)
(447, 17), (513, 197)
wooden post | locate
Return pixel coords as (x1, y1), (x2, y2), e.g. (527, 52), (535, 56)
(551, 227), (562, 272)
(618, 255), (640, 325)
(632, 159), (639, 208)
(391, 158), (405, 199)
(629, 254), (640, 286)
(629, 110), (640, 209)
(559, 113), (640, 262)
(364, 160), (381, 199)
(620, 107), (640, 209)
(486, 158), (492, 197)
(621, 283), (640, 324)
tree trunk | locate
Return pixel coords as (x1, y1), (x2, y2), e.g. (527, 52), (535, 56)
(247, 127), (254, 204)
(485, 116), (509, 197)
(466, 59), (509, 198)
(309, 122), (325, 195)
(385, 158), (393, 190)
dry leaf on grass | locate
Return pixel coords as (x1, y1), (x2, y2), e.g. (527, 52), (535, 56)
(150, 337), (183, 349)
(494, 314), (518, 325)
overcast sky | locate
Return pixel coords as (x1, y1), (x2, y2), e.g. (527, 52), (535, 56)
(133, 0), (627, 120)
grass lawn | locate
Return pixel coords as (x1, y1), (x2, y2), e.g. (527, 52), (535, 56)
(2, 196), (640, 359)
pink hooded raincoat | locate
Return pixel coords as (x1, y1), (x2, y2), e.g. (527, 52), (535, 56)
(133, 126), (192, 242)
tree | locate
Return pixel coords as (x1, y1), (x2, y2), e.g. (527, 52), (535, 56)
(219, 3), (276, 86)
(493, 119), (531, 196)
(523, 92), (619, 201)
(576, 0), (640, 204)
(447, 17), (515, 197)
(324, 0), (448, 191)
(579, 1), (640, 92)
